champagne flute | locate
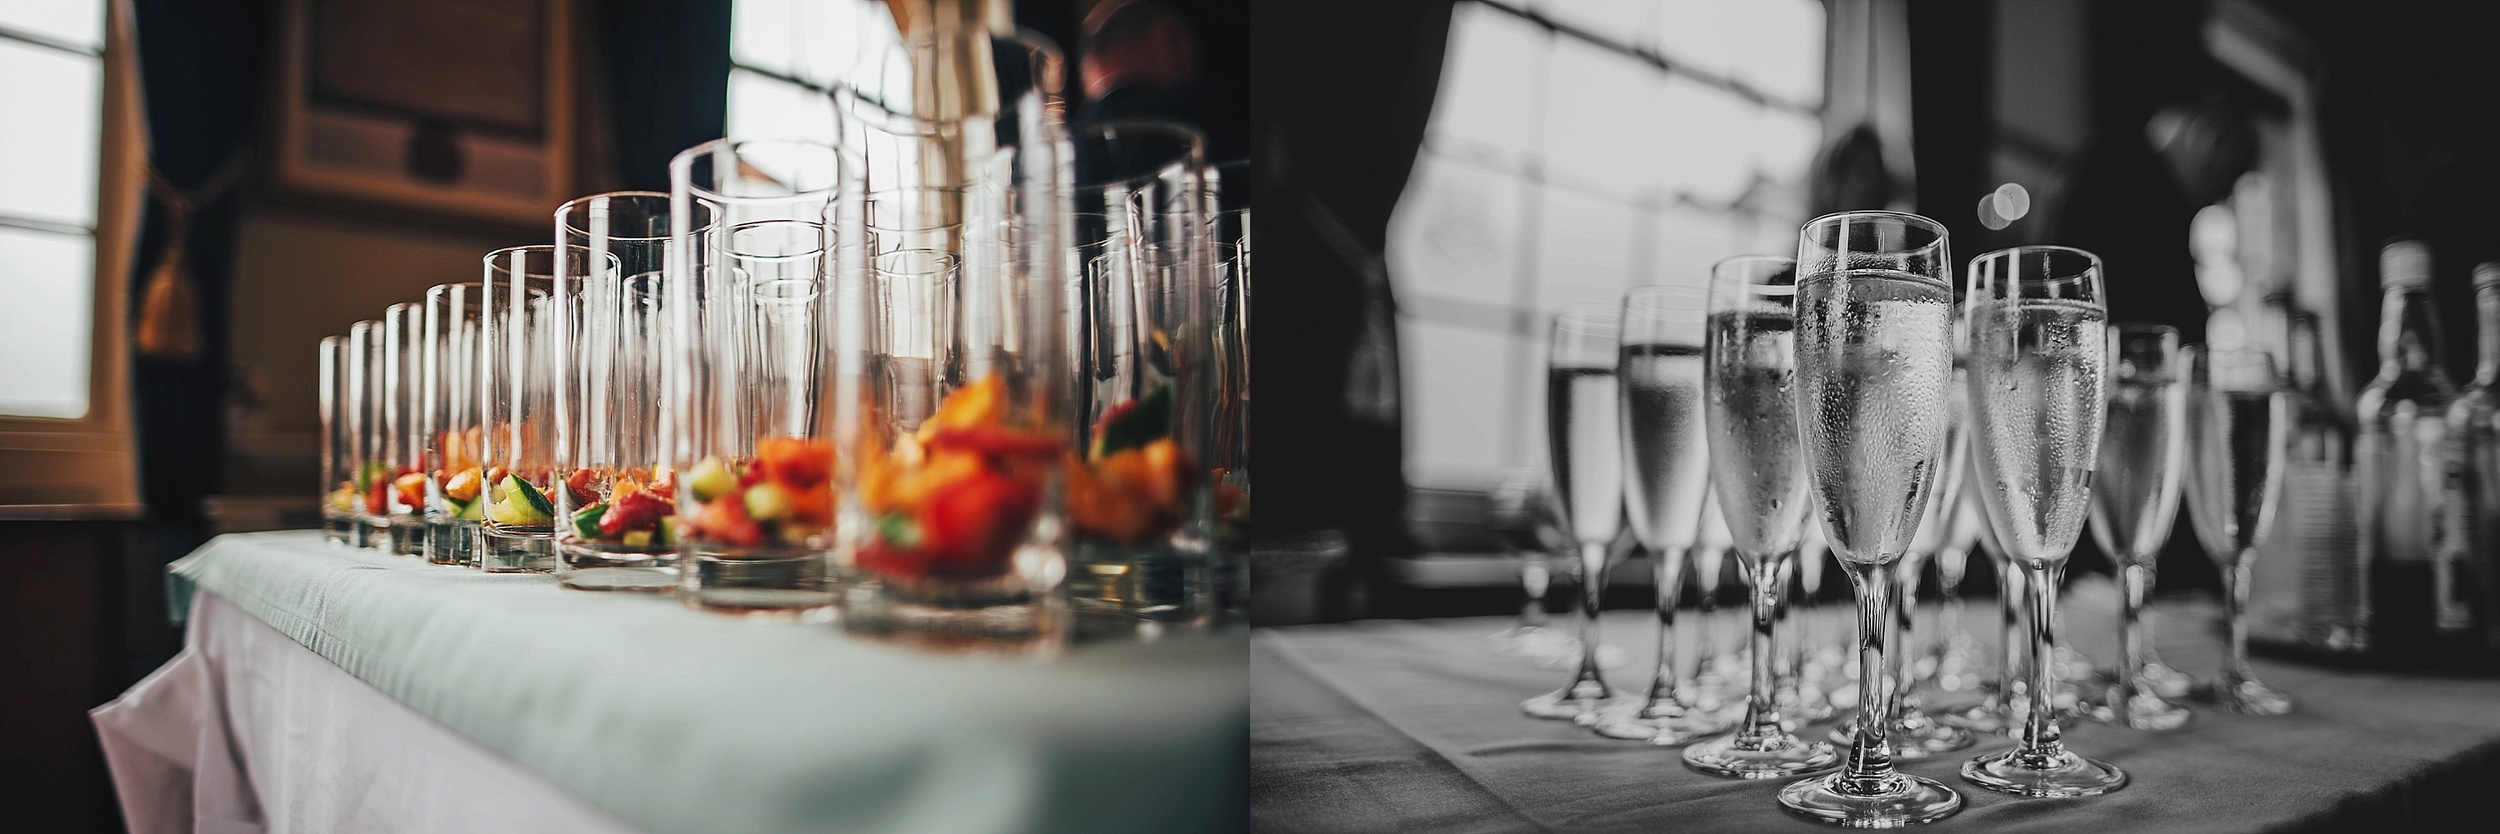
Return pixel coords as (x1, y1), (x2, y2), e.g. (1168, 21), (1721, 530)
(1780, 493), (1839, 726)
(1683, 254), (1841, 778)
(1589, 286), (1730, 742)
(1941, 467), (2027, 733)
(1960, 245), (2128, 798)
(2184, 347), (2297, 715)
(2082, 324), (2195, 731)
(1523, 305), (1632, 721)
(1831, 351), (1976, 758)
(1689, 488), (1735, 707)
(1490, 468), (1580, 662)
(1929, 451), (1987, 694)
(1777, 211), (1965, 826)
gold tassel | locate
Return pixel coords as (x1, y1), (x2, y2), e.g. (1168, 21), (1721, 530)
(135, 230), (200, 359)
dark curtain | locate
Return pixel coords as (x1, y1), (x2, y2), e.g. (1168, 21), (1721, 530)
(1253, 0), (1455, 617)
(594, 0), (733, 191)
(128, 0), (277, 535)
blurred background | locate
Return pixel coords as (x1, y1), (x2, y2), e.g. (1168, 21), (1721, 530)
(0, 0), (1243, 830)
(1255, 0), (2500, 622)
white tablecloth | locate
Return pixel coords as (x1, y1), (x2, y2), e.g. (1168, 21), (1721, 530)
(93, 592), (640, 834)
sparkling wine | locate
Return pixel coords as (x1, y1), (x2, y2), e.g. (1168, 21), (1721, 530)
(1549, 365), (1626, 543)
(1909, 363), (1969, 557)
(1795, 269), (1956, 563)
(1967, 298), (2107, 564)
(1620, 343), (1710, 549)
(2090, 377), (2187, 564)
(1703, 312), (1807, 556)
(2188, 390), (2290, 559)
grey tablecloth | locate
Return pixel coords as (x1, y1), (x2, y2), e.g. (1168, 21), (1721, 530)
(1251, 581), (2500, 833)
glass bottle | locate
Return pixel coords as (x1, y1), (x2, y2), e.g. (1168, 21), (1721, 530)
(2248, 307), (2363, 653)
(2439, 262), (2500, 661)
(2355, 239), (2458, 666)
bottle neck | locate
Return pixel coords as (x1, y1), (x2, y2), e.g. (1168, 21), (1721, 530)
(2478, 286), (2500, 386)
(2377, 287), (2444, 379)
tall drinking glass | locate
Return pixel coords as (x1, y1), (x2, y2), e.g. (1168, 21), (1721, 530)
(1589, 286), (1727, 742)
(347, 319), (388, 548)
(2184, 347), (2296, 715)
(1778, 211), (1964, 826)
(1522, 305), (1630, 721)
(2082, 324), (2194, 730)
(381, 302), (427, 556)
(422, 283), (488, 566)
(666, 138), (857, 618)
(320, 335), (356, 545)
(554, 192), (686, 591)
(1684, 254), (1840, 778)
(1960, 245), (2127, 797)
(479, 246), (577, 572)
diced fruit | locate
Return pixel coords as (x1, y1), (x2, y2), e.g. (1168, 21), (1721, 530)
(655, 516), (678, 546)
(916, 468), (1039, 578)
(691, 496), (762, 547)
(489, 477), (554, 525)
(443, 468), (482, 503)
(365, 478), (388, 514)
(686, 458), (736, 503)
(620, 530), (652, 548)
(486, 466), (510, 488)
(1090, 384), (1172, 458)
(756, 437), (832, 489)
(327, 484), (357, 514)
(599, 488), (670, 537)
(875, 513), (921, 548)
(648, 467), (678, 501)
(921, 373), (1007, 437)
(573, 503), (607, 540)
(453, 496), (482, 521)
(512, 476), (555, 517)
(743, 481), (791, 521)
(355, 461), (391, 492)
(565, 469), (601, 507)
(924, 425), (1063, 459)
(393, 472), (428, 508)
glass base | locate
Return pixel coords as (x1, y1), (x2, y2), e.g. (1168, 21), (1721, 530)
(1589, 698), (1733, 744)
(558, 544), (678, 592)
(1960, 747), (2127, 797)
(1684, 727), (1840, 778)
(843, 585), (1069, 658)
(1829, 712), (1974, 760)
(1778, 771), (1963, 827)
(426, 521), (477, 566)
(322, 514), (357, 546)
(1521, 680), (1613, 722)
(478, 527), (556, 573)
(679, 549), (833, 620)
(2081, 686), (2193, 731)
(1489, 624), (1582, 664)
(1067, 540), (1206, 623)
(2199, 677), (2294, 715)
(361, 517), (391, 550)
(386, 517), (427, 557)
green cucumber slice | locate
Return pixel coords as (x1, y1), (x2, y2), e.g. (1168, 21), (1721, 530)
(512, 476), (555, 517)
(573, 503), (607, 540)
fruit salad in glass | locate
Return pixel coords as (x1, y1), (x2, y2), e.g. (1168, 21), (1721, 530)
(558, 466), (681, 551)
(482, 467), (560, 531)
(1065, 385), (1197, 546)
(431, 427), (485, 523)
(677, 437), (838, 551)
(855, 374), (1062, 583)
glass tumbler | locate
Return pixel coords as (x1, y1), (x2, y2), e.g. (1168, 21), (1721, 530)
(667, 138), (859, 619)
(1064, 119), (1218, 622)
(479, 246), (575, 572)
(347, 318), (388, 548)
(423, 283), (489, 566)
(553, 192), (696, 591)
(319, 335), (356, 545)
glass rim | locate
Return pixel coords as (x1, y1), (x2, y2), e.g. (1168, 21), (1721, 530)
(720, 219), (829, 261)
(1551, 302), (1621, 333)
(559, 190), (710, 241)
(669, 137), (848, 203)
(1073, 118), (1208, 192)
(1969, 244), (2102, 283)
(874, 248), (961, 276)
(1798, 209), (1949, 250)
(485, 243), (611, 280)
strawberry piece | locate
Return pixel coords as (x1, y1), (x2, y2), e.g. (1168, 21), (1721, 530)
(564, 469), (601, 508)
(365, 478), (388, 514)
(916, 469), (1039, 579)
(598, 487), (670, 537)
(692, 495), (763, 547)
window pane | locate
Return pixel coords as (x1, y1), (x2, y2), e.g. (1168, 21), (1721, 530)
(1541, 37), (1669, 200)
(1533, 0), (1656, 45)
(1649, 201), (1739, 293)
(1427, 2), (1544, 166)
(1657, 0), (1824, 107)
(0, 0), (103, 52)
(1402, 316), (1522, 478)
(725, 68), (837, 143)
(0, 226), (94, 419)
(1653, 73), (1755, 204)
(1529, 186), (1639, 310)
(1388, 150), (1527, 310)
(728, 0), (796, 78)
(0, 39), (102, 228)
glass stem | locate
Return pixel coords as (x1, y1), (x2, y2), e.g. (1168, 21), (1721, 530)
(1573, 541), (1611, 698)
(2021, 561), (2067, 760)
(2223, 555), (2255, 690)
(2118, 561), (2152, 713)
(1521, 548), (1551, 629)
(1650, 547), (1688, 705)
(1891, 554), (1922, 714)
(1739, 551), (1790, 744)
(1840, 559), (1898, 792)
(1996, 561), (2027, 706)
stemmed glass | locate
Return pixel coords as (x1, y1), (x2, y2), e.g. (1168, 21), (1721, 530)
(1832, 348), (1975, 759)
(1779, 495), (1839, 725)
(1589, 286), (1729, 743)
(1688, 488), (1735, 707)
(2184, 347), (2297, 715)
(1943, 477), (2025, 733)
(2082, 324), (2194, 730)
(1522, 305), (1631, 721)
(1960, 245), (2127, 798)
(1928, 456), (1988, 694)
(1777, 211), (1964, 826)
(1682, 254), (1840, 778)
(1489, 468), (1579, 662)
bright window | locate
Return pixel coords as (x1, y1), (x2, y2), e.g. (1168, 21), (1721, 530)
(0, 1), (107, 419)
(724, 0), (902, 143)
(1389, 0), (1825, 483)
